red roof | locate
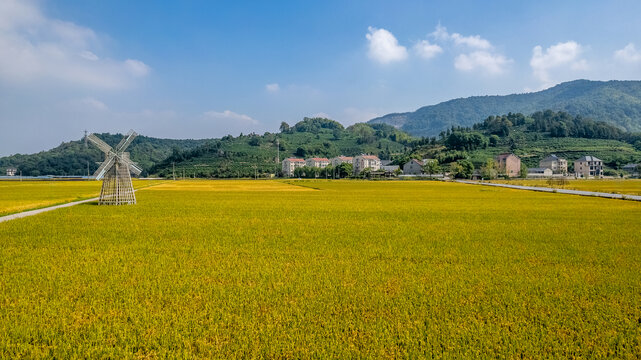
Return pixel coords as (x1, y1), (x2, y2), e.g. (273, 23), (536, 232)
(308, 158), (329, 161)
(337, 156), (353, 160)
(286, 158), (305, 162)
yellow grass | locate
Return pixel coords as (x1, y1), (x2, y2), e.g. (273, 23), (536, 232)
(490, 178), (641, 195)
(1, 180), (640, 357)
(0, 179), (164, 216)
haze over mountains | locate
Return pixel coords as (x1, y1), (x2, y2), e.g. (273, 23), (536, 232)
(369, 80), (641, 137)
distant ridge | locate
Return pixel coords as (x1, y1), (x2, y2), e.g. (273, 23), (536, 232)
(369, 80), (641, 136)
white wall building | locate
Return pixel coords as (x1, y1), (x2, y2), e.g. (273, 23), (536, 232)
(353, 155), (381, 174)
(330, 156), (353, 167)
(305, 157), (330, 168)
(282, 158), (305, 177)
(574, 156), (603, 178)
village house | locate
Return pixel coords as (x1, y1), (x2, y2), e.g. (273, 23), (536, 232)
(305, 157), (330, 168)
(330, 156), (353, 167)
(574, 156), (603, 178)
(381, 165), (399, 176)
(527, 167), (553, 178)
(496, 153), (521, 178)
(623, 163), (639, 176)
(353, 154), (381, 174)
(281, 158), (305, 177)
(539, 154), (568, 174)
(403, 159), (424, 175)
(5, 167), (17, 176)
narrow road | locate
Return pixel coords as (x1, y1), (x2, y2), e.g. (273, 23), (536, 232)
(456, 180), (641, 201)
(0, 197), (100, 224)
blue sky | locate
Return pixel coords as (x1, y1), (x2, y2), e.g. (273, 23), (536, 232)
(1, 0), (641, 155)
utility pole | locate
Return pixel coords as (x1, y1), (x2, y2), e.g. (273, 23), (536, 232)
(276, 139), (279, 164)
(84, 130), (88, 148)
(87, 160), (90, 180)
(172, 162), (176, 180)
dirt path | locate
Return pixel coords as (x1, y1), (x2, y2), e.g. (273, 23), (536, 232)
(0, 197), (99, 224)
(456, 180), (641, 201)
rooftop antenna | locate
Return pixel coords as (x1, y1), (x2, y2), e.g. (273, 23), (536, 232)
(87, 130), (142, 205)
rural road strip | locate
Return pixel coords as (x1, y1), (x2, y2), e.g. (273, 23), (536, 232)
(456, 180), (641, 202)
(0, 197), (100, 224)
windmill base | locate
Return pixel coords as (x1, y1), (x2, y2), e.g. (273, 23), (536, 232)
(98, 162), (137, 205)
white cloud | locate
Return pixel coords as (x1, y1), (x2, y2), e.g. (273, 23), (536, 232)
(311, 112), (330, 119)
(203, 110), (258, 125)
(366, 26), (408, 64)
(430, 25), (492, 50)
(81, 97), (108, 111)
(413, 40), (443, 59)
(614, 43), (641, 63)
(431, 24), (450, 42)
(454, 51), (511, 74)
(342, 107), (380, 125)
(451, 33), (492, 50)
(0, 0), (150, 89)
(265, 83), (280, 92)
(430, 24), (510, 75)
(80, 50), (99, 61)
(530, 41), (587, 86)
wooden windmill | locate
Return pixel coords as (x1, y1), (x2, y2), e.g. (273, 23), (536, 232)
(87, 130), (142, 205)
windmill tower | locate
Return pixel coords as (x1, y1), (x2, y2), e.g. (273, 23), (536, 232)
(87, 130), (142, 205)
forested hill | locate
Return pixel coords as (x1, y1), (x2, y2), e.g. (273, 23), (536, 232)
(149, 118), (413, 178)
(369, 80), (641, 137)
(0, 135), (209, 177)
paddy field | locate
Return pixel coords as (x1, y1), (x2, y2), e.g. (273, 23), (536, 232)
(0, 180), (640, 358)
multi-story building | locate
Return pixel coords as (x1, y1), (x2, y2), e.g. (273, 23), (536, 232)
(574, 156), (603, 178)
(496, 153), (521, 178)
(305, 157), (330, 168)
(539, 154), (568, 174)
(5, 167), (17, 176)
(329, 156), (353, 167)
(353, 155), (381, 174)
(282, 158), (305, 177)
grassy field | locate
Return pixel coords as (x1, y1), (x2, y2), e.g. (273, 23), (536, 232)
(1, 180), (640, 358)
(489, 178), (641, 195)
(0, 180), (164, 217)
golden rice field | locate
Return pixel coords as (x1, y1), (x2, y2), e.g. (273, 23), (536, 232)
(1, 180), (640, 358)
(0, 179), (164, 216)
(489, 178), (641, 195)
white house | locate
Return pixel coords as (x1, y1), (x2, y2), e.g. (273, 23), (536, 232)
(539, 154), (568, 174)
(282, 158), (305, 177)
(527, 167), (553, 178)
(353, 155), (381, 174)
(403, 159), (424, 175)
(330, 156), (353, 167)
(574, 156), (603, 178)
(6, 167), (17, 176)
(305, 157), (330, 168)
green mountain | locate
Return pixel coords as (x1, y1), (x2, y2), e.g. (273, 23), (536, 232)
(0, 134), (209, 177)
(406, 111), (641, 176)
(149, 118), (412, 178)
(369, 80), (641, 137)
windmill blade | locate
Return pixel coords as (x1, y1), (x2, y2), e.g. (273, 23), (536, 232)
(93, 154), (115, 180)
(87, 133), (113, 154)
(114, 129), (135, 152)
(118, 152), (143, 176)
(115, 130), (138, 152)
(128, 162), (143, 176)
